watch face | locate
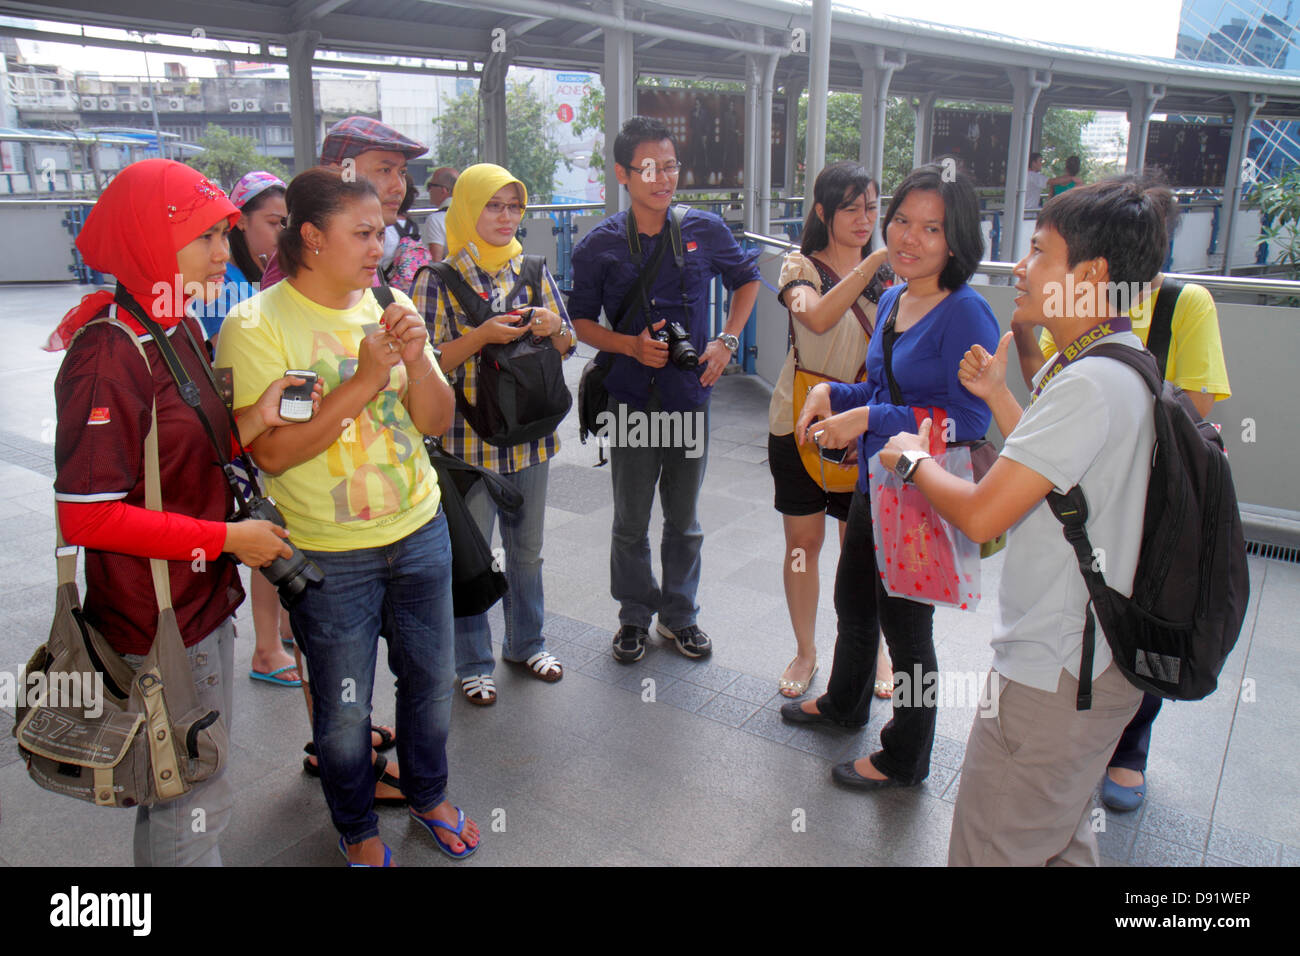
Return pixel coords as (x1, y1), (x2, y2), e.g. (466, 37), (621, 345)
(894, 452), (913, 480)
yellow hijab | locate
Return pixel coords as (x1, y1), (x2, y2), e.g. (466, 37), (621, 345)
(445, 163), (528, 274)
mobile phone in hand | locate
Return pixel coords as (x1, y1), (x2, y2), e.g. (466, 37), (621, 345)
(279, 370), (318, 423)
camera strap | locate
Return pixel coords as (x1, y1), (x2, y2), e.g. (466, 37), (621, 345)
(617, 204), (690, 334)
(112, 286), (256, 518)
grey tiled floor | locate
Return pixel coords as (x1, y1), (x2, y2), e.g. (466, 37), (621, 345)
(0, 284), (1296, 867)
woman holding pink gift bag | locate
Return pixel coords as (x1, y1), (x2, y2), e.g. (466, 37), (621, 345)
(786, 164), (999, 791)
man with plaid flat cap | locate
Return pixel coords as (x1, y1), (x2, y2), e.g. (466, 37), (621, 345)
(261, 116), (427, 289)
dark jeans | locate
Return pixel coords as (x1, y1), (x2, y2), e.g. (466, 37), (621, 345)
(1108, 692), (1163, 773)
(817, 488), (937, 785)
(289, 512), (455, 845)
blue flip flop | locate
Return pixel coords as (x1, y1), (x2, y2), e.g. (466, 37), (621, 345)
(338, 835), (393, 867)
(409, 806), (478, 860)
(249, 664), (302, 688)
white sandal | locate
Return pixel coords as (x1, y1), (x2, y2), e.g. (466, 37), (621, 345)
(460, 674), (497, 706)
(513, 651), (564, 683)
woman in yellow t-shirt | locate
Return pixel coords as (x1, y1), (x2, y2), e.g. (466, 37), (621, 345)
(217, 166), (478, 866)
(769, 161), (893, 700)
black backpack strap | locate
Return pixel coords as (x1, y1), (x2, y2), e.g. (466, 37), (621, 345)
(518, 254), (546, 306)
(1084, 342), (1163, 396)
(1146, 280), (1183, 380)
(428, 261), (494, 328)
(1046, 486), (1106, 710)
(880, 294), (904, 405)
(373, 284), (395, 310)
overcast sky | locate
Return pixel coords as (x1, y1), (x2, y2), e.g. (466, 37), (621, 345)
(6, 0), (1184, 77)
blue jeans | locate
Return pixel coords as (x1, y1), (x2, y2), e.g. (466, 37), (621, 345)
(289, 512), (455, 846)
(608, 395), (709, 630)
(126, 617), (236, 867)
(455, 460), (550, 678)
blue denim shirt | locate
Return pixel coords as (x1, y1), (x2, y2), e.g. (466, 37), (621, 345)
(567, 208), (760, 412)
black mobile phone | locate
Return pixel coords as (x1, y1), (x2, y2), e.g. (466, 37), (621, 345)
(812, 429), (849, 464)
(279, 370), (318, 423)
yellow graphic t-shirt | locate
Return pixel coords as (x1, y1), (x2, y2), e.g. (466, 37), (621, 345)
(216, 280), (446, 551)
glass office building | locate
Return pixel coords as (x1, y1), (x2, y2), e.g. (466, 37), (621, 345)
(1177, 0), (1299, 181)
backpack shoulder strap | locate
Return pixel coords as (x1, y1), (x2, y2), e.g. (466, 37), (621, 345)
(373, 284), (395, 310)
(519, 254), (547, 305)
(1146, 279), (1183, 380)
(1085, 342), (1163, 398)
(427, 260), (493, 328)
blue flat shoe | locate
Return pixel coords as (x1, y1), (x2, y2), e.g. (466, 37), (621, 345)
(409, 806), (478, 860)
(249, 664), (302, 688)
(1101, 773), (1146, 812)
(338, 835), (393, 867)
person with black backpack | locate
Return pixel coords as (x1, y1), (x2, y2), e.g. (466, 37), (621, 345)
(880, 178), (1247, 865)
(410, 163), (576, 706)
(1012, 174), (1233, 814)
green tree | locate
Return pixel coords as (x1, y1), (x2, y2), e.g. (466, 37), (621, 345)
(186, 124), (287, 190)
(1039, 108), (1099, 179)
(434, 77), (570, 203)
(1252, 165), (1300, 282)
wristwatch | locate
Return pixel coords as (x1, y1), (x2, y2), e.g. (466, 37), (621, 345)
(716, 332), (739, 354)
(895, 449), (932, 484)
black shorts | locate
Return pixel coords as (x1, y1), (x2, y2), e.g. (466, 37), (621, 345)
(768, 431), (853, 522)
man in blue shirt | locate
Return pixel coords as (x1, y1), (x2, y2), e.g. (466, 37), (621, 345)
(569, 116), (760, 664)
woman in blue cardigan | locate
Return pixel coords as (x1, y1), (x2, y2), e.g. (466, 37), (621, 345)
(788, 164), (1000, 791)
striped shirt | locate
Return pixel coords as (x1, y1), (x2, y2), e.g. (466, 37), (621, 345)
(411, 249), (576, 473)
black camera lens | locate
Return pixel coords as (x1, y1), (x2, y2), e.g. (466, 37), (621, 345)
(652, 321), (698, 371)
(243, 494), (324, 608)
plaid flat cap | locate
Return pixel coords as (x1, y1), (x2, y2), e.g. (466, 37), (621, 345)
(320, 116), (428, 165)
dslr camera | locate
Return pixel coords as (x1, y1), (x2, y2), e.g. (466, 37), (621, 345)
(243, 493), (324, 607)
(651, 320), (699, 371)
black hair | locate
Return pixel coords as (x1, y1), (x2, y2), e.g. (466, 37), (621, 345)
(1065, 155), (1081, 176)
(228, 184), (285, 284)
(800, 160), (877, 257)
(1036, 177), (1167, 302)
(613, 115), (677, 170)
(1103, 169), (1180, 237)
(399, 174), (417, 217)
(1029, 151), (1043, 164)
(882, 163), (984, 290)
(278, 166), (379, 278)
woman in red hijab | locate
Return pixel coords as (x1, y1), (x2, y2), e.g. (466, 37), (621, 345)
(51, 158), (316, 866)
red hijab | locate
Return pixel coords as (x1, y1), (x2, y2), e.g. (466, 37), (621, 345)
(46, 159), (238, 350)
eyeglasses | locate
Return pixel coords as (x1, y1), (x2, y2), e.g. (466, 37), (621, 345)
(483, 200), (525, 216)
(624, 161), (682, 179)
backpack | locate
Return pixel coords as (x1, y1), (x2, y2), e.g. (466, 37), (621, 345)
(423, 255), (572, 448)
(1046, 343), (1249, 710)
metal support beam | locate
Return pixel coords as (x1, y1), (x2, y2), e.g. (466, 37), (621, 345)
(803, 0), (832, 202)
(912, 91), (936, 170)
(743, 49), (761, 230)
(1125, 81), (1165, 172)
(783, 79), (803, 201)
(480, 45), (511, 166)
(1219, 91), (1267, 275)
(854, 46), (904, 186)
(1030, 95), (1049, 154)
(758, 53), (779, 234)
(602, 0), (635, 216)
(1005, 68), (1051, 262)
(286, 29), (319, 174)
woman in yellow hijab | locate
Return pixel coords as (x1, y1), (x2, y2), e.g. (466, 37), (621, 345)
(411, 163), (578, 705)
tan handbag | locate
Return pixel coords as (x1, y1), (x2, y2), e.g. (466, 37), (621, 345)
(13, 318), (227, 808)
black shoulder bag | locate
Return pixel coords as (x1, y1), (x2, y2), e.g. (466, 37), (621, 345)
(373, 283), (520, 617)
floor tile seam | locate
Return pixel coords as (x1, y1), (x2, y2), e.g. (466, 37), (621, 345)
(1204, 558), (1268, 852)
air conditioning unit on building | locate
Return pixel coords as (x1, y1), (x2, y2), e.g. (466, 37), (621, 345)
(81, 97), (98, 110)
(273, 102), (290, 113)
(119, 100), (136, 111)
(98, 97), (115, 110)
(244, 99), (260, 111)
(230, 99), (244, 112)
(137, 97), (152, 111)
(168, 97), (184, 111)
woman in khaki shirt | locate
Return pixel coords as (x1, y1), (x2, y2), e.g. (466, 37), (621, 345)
(769, 161), (893, 698)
